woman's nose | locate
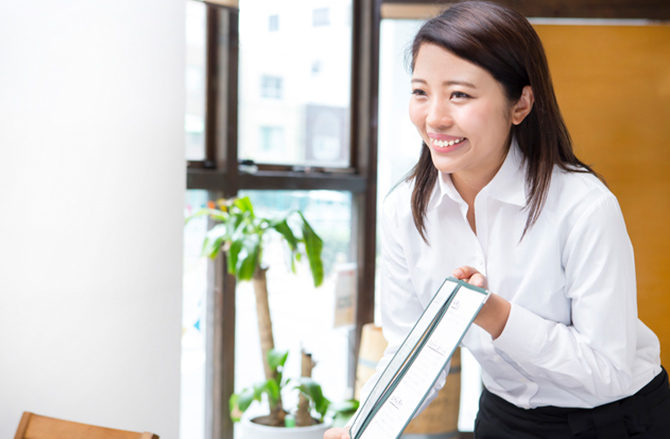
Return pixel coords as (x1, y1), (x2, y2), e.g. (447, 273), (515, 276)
(426, 100), (453, 128)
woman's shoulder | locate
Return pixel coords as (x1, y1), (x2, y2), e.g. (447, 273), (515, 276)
(552, 166), (613, 202)
(547, 167), (619, 222)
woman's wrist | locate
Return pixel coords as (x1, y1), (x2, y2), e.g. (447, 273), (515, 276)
(474, 293), (511, 339)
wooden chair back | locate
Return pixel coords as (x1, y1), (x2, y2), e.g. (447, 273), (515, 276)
(14, 412), (159, 439)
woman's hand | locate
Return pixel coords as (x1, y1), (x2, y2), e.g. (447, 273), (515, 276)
(452, 266), (510, 339)
(453, 265), (487, 289)
(323, 427), (350, 439)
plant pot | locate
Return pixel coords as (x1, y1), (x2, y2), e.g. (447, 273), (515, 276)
(236, 416), (331, 439)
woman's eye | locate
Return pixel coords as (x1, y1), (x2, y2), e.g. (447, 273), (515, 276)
(411, 89), (427, 96)
(451, 91), (471, 99)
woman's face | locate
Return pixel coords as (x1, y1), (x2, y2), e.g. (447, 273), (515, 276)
(409, 43), (519, 191)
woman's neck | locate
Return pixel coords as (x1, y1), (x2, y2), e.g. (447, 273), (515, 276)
(450, 152), (507, 234)
(451, 167), (496, 208)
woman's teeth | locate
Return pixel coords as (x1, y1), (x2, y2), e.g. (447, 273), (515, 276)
(433, 137), (465, 147)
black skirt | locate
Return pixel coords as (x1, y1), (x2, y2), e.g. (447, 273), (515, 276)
(474, 367), (670, 439)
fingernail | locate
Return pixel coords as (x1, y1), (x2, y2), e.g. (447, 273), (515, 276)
(453, 269), (463, 277)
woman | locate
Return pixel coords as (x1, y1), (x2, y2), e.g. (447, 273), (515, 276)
(325, 1), (669, 438)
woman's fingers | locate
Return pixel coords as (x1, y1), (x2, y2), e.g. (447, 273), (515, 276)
(452, 266), (487, 288)
(452, 265), (478, 279)
(323, 428), (350, 439)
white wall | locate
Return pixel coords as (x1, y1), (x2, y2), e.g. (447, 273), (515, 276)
(0, 1), (184, 438)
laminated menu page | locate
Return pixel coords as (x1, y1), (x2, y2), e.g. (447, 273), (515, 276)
(349, 277), (490, 439)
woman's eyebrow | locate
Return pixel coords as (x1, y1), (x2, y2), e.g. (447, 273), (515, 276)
(411, 78), (477, 88)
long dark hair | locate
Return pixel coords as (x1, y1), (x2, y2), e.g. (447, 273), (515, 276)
(407, 0), (598, 241)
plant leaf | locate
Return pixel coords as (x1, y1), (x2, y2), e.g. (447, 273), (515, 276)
(331, 399), (359, 427)
(228, 393), (241, 422)
(264, 378), (280, 404)
(270, 217), (299, 253)
(296, 378), (330, 419)
(202, 223), (229, 259)
(330, 399), (359, 414)
(185, 207), (230, 225)
(237, 234), (260, 281)
(299, 212), (324, 287)
(237, 386), (258, 412)
(267, 348), (289, 370)
(233, 196), (254, 215)
(227, 239), (243, 275)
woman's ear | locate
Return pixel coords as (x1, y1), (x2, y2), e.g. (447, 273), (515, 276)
(512, 86), (534, 125)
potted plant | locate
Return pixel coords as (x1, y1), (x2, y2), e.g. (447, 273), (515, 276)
(187, 196), (357, 436)
(230, 347), (357, 438)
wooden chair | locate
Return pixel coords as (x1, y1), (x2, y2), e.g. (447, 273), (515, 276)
(14, 412), (159, 439)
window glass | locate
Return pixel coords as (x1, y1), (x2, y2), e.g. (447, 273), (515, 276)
(182, 189), (209, 439)
(232, 190), (356, 427)
(377, 18), (481, 433)
(259, 126), (285, 155)
(185, 1), (207, 161)
(313, 7), (331, 27)
(238, 0), (352, 168)
(260, 75), (283, 99)
(268, 14), (279, 32)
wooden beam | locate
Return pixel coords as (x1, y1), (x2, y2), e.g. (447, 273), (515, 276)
(350, 0), (381, 391)
(187, 169), (368, 193)
(381, 0), (670, 20)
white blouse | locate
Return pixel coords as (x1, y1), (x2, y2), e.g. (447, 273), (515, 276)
(366, 142), (661, 411)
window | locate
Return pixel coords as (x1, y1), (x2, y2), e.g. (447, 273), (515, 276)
(239, 2), (352, 168)
(305, 105), (348, 166)
(260, 75), (283, 99)
(259, 126), (284, 154)
(268, 14), (279, 32)
(311, 59), (322, 75)
(185, 1), (379, 438)
(313, 7), (331, 27)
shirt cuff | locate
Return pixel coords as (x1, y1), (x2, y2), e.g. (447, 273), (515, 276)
(493, 302), (546, 360)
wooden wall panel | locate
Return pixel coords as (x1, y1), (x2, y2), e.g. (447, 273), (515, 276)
(535, 24), (670, 367)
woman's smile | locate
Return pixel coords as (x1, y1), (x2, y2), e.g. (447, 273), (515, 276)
(428, 134), (467, 152)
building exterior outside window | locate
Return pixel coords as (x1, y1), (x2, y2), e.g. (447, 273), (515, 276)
(313, 7), (330, 26)
(260, 75), (283, 99)
(239, 0), (351, 167)
(268, 14), (279, 32)
(259, 126), (284, 154)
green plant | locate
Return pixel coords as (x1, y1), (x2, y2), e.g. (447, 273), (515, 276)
(229, 348), (338, 426)
(186, 196), (327, 427)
